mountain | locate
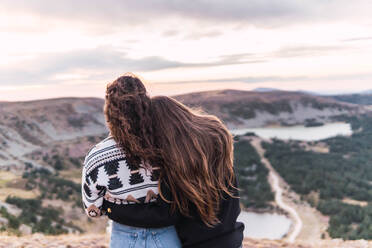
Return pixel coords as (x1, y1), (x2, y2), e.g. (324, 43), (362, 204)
(0, 97), (107, 169)
(296, 90), (323, 96)
(0, 90), (366, 177)
(0, 97), (109, 235)
(328, 93), (372, 105)
(253, 87), (322, 96)
(361, 89), (372, 95)
(1, 90), (362, 166)
(252, 87), (281, 92)
(173, 89), (364, 129)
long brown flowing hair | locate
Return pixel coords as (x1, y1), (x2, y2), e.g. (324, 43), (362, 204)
(104, 74), (236, 226)
(151, 95), (236, 226)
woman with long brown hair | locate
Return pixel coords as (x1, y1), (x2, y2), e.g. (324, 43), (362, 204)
(81, 74), (244, 248)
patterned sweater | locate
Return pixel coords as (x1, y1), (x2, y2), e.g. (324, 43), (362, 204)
(81, 135), (160, 218)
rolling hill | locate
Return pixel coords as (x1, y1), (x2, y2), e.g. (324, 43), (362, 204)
(173, 89), (364, 128)
(0, 98), (109, 235)
(0, 90), (366, 171)
(0, 97), (107, 170)
(329, 93), (372, 106)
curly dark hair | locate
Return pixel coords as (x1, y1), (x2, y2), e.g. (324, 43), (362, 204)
(104, 73), (159, 168)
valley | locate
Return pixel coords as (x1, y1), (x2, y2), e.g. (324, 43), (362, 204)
(0, 89), (371, 245)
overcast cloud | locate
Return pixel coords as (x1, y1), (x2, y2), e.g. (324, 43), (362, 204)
(0, 0), (372, 99)
(1, 0), (371, 29)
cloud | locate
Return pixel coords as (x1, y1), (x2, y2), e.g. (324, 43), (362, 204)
(0, 47), (186, 85)
(194, 44), (347, 65)
(0, 47), (266, 86)
(1, 0), (371, 30)
(183, 30), (223, 39)
(0, 42), (352, 87)
(272, 45), (347, 58)
(342, 36), (372, 42)
(156, 76), (309, 85)
(156, 73), (372, 85)
(162, 30), (180, 37)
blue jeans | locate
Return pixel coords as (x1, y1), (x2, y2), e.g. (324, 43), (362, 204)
(110, 221), (182, 248)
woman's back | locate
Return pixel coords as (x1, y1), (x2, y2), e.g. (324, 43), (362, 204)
(82, 135), (182, 248)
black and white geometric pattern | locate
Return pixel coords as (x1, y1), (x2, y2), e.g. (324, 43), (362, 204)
(81, 135), (159, 218)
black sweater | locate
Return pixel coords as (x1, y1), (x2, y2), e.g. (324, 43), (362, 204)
(102, 179), (244, 248)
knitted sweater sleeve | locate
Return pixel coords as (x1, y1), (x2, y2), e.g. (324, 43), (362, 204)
(81, 149), (106, 218)
(80, 135), (161, 219)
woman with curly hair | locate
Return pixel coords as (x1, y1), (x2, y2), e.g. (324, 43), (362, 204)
(81, 74), (244, 248)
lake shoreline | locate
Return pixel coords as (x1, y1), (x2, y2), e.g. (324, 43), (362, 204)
(232, 122), (351, 241)
(241, 205), (289, 216)
(230, 121), (352, 141)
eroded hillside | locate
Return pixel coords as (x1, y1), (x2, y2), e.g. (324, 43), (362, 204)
(174, 89), (364, 128)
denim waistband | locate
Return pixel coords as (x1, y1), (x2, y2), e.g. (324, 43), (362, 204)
(112, 221), (175, 235)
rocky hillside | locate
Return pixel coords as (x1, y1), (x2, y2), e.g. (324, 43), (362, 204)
(2, 90), (364, 170)
(0, 91), (365, 171)
(0, 234), (370, 248)
(173, 89), (365, 128)
(329, 93), (372, 106)
(0, 98), (109, 235)
(0, 97), (107, 170)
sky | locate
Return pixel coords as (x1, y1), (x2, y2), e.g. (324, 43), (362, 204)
(1, 0), (372, 101)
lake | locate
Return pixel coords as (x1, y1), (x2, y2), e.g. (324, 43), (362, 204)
(238, 211), (292, 239)
(230, 122), (352, 141)
(232, 122), (353, 239)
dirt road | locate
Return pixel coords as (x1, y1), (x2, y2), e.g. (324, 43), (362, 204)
(250, 138), (302, 243)
(249, 137), (328, 243)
